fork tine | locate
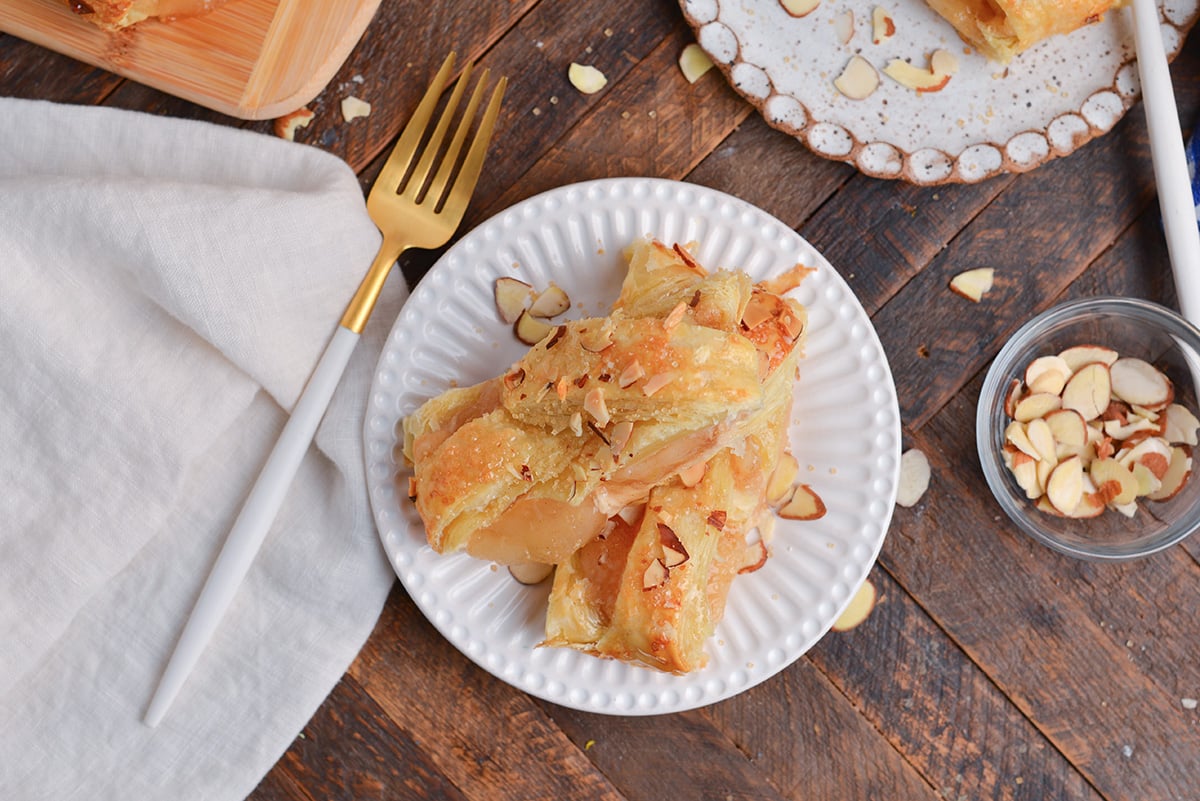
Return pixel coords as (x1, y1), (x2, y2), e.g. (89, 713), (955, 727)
(438, 76), (506, 217)
(422, 67), (491, 207)
(370, 52), (456, 201)
(402, 61), (474, 201)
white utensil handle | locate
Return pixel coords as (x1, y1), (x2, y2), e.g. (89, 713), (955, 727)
(143, 324), (361, 727)
(1131, 0), (1200, 322)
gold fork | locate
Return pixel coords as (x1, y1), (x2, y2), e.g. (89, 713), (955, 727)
(144, 53), (505, 727)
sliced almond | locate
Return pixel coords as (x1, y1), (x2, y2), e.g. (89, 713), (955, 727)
(1005, 420), (1040, 460)
(1024, 355), (1071, 396)
(833, 55), (880, 100)
(514, 309), (555, 345)
(780, 0), (820, 16)
(340, 95), (371, 122)
(1161, 403), (1200, 445)
(678, 460), (707, 488)
(948, 267), (994, 301)
(508, 562), (554, 585)
(737, 540), (769, 574)
(779, 483), (828, 520)
(895, 448), (931, 507)
(583, 387), (610, 426)
(609, 420), (633, 456)
(1011, 452), (1042, 499)
(1089, 457), (1139, 506)
(767, 452), (801, 504)
(1147, 445), (1192, 500)
(1045, 456), (1084, 514)
(642, 558), (669, 590)
(1003, 378), (1024, 418)
(273, 107), (315, 141)
(1130, 461), (1163, 497)
(494, 277), (533, 323)
(568, 63), (608, 95)
(871, 7), (895, 44)
(658, 523), (690, 568)
(579, 318), (615, 352)
(1025, 417), (1058, 464)
(528, 283), (571, 318)
(678, 43), (714, 83)
(1061, 362), (1112, 422)
(833, 10), (855, 44)
(831, 579), (877, 632)
(1109, 358), (1173, 409)
(1058, 345), (1119, 373)
(884, 53), (954, 93)
(1117, 436), (1172, 479)
(1013, 392), (1062, 423)
(1044, 408), (1087, 449)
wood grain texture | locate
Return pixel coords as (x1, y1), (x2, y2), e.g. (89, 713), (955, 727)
(10, 0), (1200, 798)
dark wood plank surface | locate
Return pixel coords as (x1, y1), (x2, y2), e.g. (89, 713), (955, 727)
(7, 0), (1200, 797)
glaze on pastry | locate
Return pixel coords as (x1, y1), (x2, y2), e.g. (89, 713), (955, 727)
(926, 0), (1126, 62)
(401, 237), (811, 671)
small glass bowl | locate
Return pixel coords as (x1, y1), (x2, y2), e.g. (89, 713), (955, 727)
(977, 296), (1200, 561)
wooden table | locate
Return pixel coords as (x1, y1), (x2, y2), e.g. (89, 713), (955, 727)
(6, 1), (1200, 798)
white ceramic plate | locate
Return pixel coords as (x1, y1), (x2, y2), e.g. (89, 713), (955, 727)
(680, 0), (1198, 184)
(364, 178), (900, 715)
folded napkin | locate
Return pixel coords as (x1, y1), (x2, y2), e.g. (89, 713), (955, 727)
(0, 98), (404, 800)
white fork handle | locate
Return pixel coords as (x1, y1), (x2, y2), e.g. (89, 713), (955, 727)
(143, 324), (361, 728)
(1132, 0), (1200, 322)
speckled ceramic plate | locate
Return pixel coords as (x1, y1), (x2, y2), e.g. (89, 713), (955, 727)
(681, 0), (1198, 184)
(364, 178), (900, 715)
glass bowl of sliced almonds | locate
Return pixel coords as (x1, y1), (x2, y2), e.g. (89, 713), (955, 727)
(978, 296), (1200, 560)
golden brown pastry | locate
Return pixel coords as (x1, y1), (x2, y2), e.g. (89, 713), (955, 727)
(926, 0), (1125, 62)
(401, 236), (811, 672)
(67, 0), (230, 29)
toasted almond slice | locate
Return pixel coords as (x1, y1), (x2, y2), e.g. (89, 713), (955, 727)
(738, 540), (769, 574)
(1110, 358), (1173, 409)
(340, 95), (371, 121)
(896, 448), (931, 507)
(568, 63), (608, 94)
(930, 49), (959, 75)
(1112, 501), (1139, 518)
(583, 387), (610, 426)
(494, 277), (533, 323)
(1058, 344), (1119, 373)
(831, 579), (877, 632)
(948, 267), (994, 301)
(767, 452), (801, 504)
(1089, 457), (1139, 506)
(779, 484), (828, 520)
(1061, 362), (1112, 422)
(1013, 392), (1062, 422)
(1147, 445), (1192, 500)
(780, 0), (820, 16)
(609, 420), (633, 456)
(833, 55), (880, 100)
(514, 309), (555, 345)
(579, 318), (616, 352)
(678, 43), (714, 84)
(528, 283), (571, 318)
(274, 107), (315, 141)
(1045, 456), (1084, 514)
(1161, 403), (1200, 445)
(1024, 355), (1071, 396)
(642, 558), (669, 589)
(509, 562), (554, 585)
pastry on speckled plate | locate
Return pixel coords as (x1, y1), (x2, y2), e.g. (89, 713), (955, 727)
(927, 0), (1128, 62)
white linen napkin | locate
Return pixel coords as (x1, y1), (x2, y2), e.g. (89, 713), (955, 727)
(0, 97), (404, 800)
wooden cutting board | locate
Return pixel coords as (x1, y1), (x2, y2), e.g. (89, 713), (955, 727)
(0, 0), (382, 120)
